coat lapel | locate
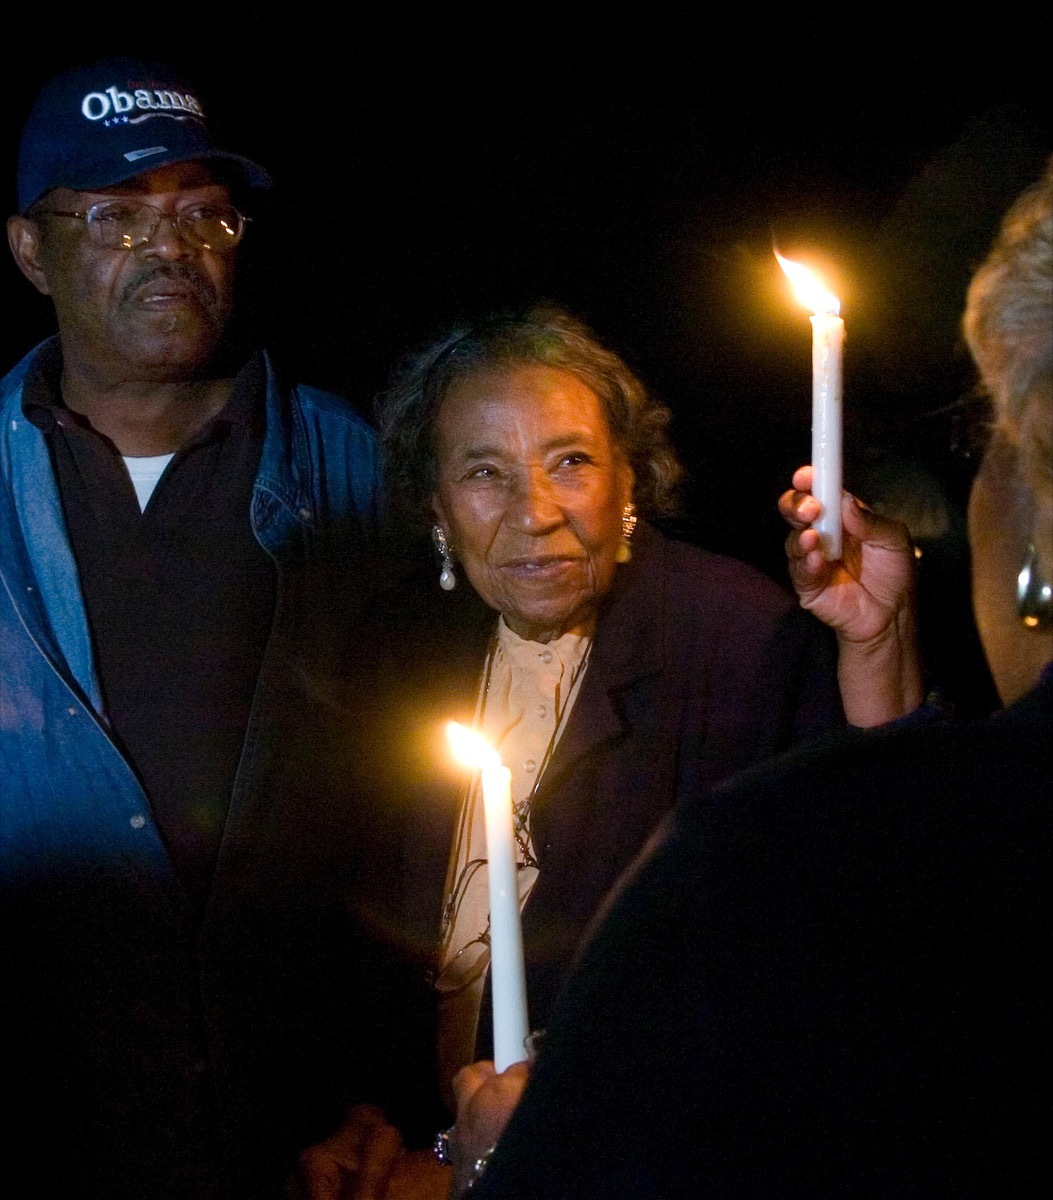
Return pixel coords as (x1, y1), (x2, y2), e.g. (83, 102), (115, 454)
(530, 522), (668, 816)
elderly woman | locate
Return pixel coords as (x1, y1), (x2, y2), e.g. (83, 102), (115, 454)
(370, 302), (923, 1130)
(442, 162), (1053, 1198)
(295, 311), (925, 1197)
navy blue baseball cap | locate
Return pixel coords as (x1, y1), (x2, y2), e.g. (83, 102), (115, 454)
(17, 55), (273, 214)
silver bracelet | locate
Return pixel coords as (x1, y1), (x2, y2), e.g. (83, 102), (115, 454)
(433, 1127), (495, 1192)
(433, 1126), (454, 1166)
(465, 1145), (495, 1191)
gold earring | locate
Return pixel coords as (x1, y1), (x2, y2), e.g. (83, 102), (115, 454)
(616, 502), (637, 563)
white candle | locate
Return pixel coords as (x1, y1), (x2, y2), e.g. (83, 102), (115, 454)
(447, 722), (530, 1071)
(776, 252), (845, 560)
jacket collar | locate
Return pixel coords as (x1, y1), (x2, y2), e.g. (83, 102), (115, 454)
(1, 339), (103, 712)
(0, 339), (299, 706)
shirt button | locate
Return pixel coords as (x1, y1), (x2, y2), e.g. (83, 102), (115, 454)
(536, 704), (547, 718)
(129, 814), (146, 829)
(539, 650), (553, 663)
(524, 759), (537, 773)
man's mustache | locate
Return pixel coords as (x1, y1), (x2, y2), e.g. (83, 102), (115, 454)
(121, 263), (217, 307)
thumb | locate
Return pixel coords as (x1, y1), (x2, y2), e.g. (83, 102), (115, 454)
(842, 492), (916, 554)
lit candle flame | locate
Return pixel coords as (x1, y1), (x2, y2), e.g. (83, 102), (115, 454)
(775, 250), (841, 316)
(447, 721), (500, 769)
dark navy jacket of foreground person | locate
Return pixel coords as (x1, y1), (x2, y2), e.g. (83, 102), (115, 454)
(0, 341), (420, 1198)
(470, 665), (1053, 1199)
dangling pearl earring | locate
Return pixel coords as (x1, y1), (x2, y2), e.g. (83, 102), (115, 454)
(432, 525), (457, 591)
(616, 502), (637, 563)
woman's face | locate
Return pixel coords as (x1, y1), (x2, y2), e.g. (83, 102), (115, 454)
(432, 364), (635, 643)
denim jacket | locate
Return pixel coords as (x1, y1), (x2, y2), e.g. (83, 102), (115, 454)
(1, 340), (407, 1198)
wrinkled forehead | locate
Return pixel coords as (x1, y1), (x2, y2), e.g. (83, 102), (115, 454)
(434, 363), (619, 455)
(447, 368), (625, 470)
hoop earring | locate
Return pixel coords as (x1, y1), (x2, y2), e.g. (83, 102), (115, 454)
(615, 502), (637, 564)
(432, 525), (457, 591)
(1017, 543), (1053, 630)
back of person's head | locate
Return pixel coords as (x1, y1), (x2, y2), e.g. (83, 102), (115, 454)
(15, 55), (272, 215)
(963, 157), (1053, 580)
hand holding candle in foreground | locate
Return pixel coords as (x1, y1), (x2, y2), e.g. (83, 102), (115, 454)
(446, 1059), (531, 1198)
(776, 251), (844, 560)
(446, 723), (531, 1073)
(779, 465), (925, 725)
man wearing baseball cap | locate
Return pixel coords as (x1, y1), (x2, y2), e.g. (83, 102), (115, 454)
(1, 56), (424, 1199)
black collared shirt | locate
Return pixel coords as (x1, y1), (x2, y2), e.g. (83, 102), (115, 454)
(23, 344), (277, 918)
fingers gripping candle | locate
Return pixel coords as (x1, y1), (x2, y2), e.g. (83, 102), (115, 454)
(447, 722), (531, 1071)
(776, 252), (845, 560)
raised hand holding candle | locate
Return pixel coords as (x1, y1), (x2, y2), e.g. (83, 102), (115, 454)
(447, 721), (530, 1071)
(776, 251), (845, 560)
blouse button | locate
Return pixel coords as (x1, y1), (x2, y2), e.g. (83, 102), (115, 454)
(539, 650), (553, 664)
(524, 759), (537, 773)
(536, 704), (547, 718)
(129, 814), (146, 829)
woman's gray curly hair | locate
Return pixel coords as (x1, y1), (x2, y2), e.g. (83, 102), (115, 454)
(963, 156), (1053, 578)
(376, 303), (685, 524)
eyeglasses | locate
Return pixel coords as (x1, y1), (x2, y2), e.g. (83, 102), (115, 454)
(40, 200), (250, 252)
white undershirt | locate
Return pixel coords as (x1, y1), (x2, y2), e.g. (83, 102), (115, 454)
(122, 453), (175, 511)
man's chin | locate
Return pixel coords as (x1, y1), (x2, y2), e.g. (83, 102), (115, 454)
(121, 318), (226, 376)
